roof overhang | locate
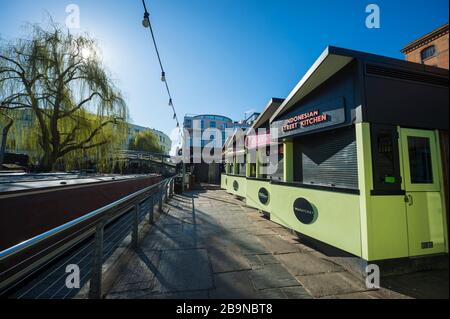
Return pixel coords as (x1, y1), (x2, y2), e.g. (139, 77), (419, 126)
(270, 45), (449, 123)
(249, 98), (284, 130)
(270, 46), (354, 123)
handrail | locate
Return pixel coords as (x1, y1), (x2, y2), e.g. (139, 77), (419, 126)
(0, 175), (177, 298)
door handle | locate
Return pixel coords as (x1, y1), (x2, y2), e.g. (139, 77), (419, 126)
(405, 194), (414, 206)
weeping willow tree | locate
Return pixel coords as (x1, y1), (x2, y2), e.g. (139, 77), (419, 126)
(0, 53), (21, 166)
(129, 130), (162, 153)
(0, 22), (128, 171)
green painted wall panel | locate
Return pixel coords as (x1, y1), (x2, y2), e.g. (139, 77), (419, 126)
(355, 123), (371, 261)
(435, 131), (449, 254)
(405, 191), (446, 256)
(269, 184), (362, 257)
(367, 196), (409, 260)
(226, 175), (247, 198)
(283, 141), (293, 183)
(246, 179), (271, 212)
(221, 174), (227, 189)
(226, 175), (233, 194)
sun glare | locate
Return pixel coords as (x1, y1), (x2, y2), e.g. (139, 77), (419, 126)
(81, 47), (92, 60)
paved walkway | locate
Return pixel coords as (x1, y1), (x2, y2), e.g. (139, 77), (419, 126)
(106, 186), (407, 299)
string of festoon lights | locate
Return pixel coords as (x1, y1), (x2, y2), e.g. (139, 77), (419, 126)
(141, 0), (182, 136)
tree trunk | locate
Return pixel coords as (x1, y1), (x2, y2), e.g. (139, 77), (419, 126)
(0, 117), (14, 168)
(41, 151), (58, 172)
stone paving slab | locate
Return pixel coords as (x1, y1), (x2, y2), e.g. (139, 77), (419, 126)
(141, 229), (203, 251)
(209, 271), (258, 299)
(152, 248), (214, 293)
(146, 291), (210, 299)
(208, 246), (252, 273)
(249, 263), (301, 290)
(381, 270), (449, 299)
(108, 250), (161, 294)
(275, 252), (344, 276)
(225, 233), (270, 255)
(237, 226), (278, 236)
(296, 271), (370, 298)
(257, 235), (302, 255)
(245, 254), (280, 267)
(259, 286), (313, 299)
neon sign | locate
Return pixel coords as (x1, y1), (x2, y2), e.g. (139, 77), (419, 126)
(282, 109), (329, 133)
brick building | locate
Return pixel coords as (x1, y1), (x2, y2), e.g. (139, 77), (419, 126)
(401, 23), (449, 69)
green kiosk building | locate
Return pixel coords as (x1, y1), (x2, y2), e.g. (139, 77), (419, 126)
(221, 46), (449, 266)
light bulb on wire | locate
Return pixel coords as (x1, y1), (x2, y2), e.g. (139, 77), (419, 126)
(142, 12), (150, 28)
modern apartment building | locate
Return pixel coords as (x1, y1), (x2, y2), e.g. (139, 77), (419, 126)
(183, 113), (259, 150)
(182, 113), (259, 184)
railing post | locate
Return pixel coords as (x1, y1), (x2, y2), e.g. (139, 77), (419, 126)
(170, 179), (174, 198)
(132, 203), (139, 249)
(182, 163), (185, 193)
(149, 195), (154, 224)
(165, 182), (169, 203)
(89, 222), (105, 299)
(159, 186), (163, 213)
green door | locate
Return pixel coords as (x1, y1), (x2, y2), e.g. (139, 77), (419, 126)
(400, 128), (446, 256)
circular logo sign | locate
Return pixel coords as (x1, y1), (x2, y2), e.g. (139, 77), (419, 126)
(233, 180), (239, 191)
(293, 198), (316, 224)
(258, 187), (269, 205)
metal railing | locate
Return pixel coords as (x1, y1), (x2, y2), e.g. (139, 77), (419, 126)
(0, 175), (177, 299)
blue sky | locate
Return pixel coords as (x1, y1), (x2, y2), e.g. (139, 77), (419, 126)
(0, 0), (448, 152)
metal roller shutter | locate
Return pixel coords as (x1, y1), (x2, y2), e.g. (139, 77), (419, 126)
(294, 126), (358, 189)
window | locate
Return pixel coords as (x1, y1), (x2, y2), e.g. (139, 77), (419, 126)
(210, 121), (216, 128)
(408, 136), (433, 183)
(271, 144), (284, 181)
(371, 124), (402, 192)
(237, 154), (246, 176)
(249, 163), (256, 178)
(258, 146), (270, 179)
(421, 45), (436, 63)
(293, 126), (358, 189)
(229, 163), (234, 174)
